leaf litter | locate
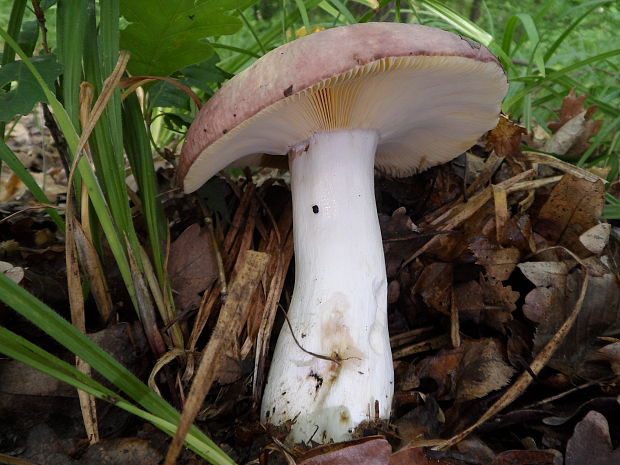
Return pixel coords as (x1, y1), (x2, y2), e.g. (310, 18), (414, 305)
(1, 89), (619, 464)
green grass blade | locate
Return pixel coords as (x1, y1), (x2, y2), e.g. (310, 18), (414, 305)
(0, 326), (236, 464)
(237, 8), (266, 55)
(324, 0), (357, 24)
(514, 13), (544, 76)
(221, 0), (322, 73)
(0, 273), (237, 464)
(0, 24), (138, 318)
(210, 42), (261, 58)
(481, 0), (495, 38)
(1, 0), (27, 66)
(294, 0), (311, 32)
(417, 0), (493, 46)
(577, 115), (620, 166)
(501, 15), (517, 55)
(543, 4), (601, 63)
(56, 0), (87, 128)
(414, 0), (510, 66)
(504, 49), (620, 113)
(357, 0), (391, 22)
(0, 0), (28, 145)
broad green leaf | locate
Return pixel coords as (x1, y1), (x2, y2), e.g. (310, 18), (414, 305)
(149, 55), (228, 109)
(120, 0), (243, 77)
(17, 20), (38, 57)
(0, 55), (62, 122)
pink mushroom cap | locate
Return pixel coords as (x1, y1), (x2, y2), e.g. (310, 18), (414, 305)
(179, 22), (508, 192)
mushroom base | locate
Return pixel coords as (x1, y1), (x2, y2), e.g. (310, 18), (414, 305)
(260, 129), (393, 445)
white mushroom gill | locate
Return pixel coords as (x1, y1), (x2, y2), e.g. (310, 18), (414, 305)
(260, 129), (393, 444)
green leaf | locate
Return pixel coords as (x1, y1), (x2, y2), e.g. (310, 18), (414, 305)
(17, 20), (38, 57)
(0, 54), (62, 122)
(120, 0), (243, 77)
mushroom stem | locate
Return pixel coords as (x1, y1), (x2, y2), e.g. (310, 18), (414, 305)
(261, 129), (393, 444)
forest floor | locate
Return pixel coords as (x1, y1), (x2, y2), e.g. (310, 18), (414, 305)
(1, 93), (619, 465)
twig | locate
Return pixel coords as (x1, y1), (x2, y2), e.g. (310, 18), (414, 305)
(277, 303), (345, 365)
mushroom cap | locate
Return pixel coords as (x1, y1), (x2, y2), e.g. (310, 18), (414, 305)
(179, 22), (508, 193)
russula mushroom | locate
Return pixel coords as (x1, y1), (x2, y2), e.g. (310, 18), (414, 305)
(178, 22), (508, 444)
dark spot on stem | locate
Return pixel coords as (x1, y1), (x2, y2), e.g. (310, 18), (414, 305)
(283, 85), (294, 97)
(222, 129), (228, 134)
(312, 205), (319, 214)
(308, 371), (323, 392)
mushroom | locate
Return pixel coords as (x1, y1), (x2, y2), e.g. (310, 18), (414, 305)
(178, 22), (508, 444)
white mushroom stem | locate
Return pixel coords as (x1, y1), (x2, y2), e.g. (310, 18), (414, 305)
(261, 129), (393, 444)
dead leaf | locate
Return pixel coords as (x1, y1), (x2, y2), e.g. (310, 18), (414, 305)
(486, 115), (527, 158)
(167, 223), (218, 310)
(544, 111), (587, 156)
(77, 437), (162, 465)
(298, 436), (391, 465)
(547, 88), (603, 157)
(390, 446), (461, 465)
(412, 262), (453, 314)
(394, 396), (444, 444)
(163, 251), (269, 465)
(455, 339), (515, 402)
(594, 342), (620, 376)
(416, 349), (462, 401)
(490, 450), (556, 465)
(565, 411), (620, 465)
(521, 265), (620, 378)
(381, 207), (421, 277)
(534, 174), (605, 256)
(455, 277), (518, 331)
(579, 223), (610, 255)
(470, 237), (520, 281)
(0, 260), (24, 284)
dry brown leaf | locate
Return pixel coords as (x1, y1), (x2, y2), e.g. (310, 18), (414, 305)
(394, 395), (444, 445)
(415, 348), (462, 401)
(455, 277), (518, 331)
(579, 223), (610, 255)
(77, 437), (162, 465)
(163, 250), (269, 465)
(595, 342), (620, 376)
(381, 207), (421, 277)
(486, 115), (527, 158)
(534, 174), (605, 256)
(390, 446), (461, 465)
(470, 237), (520, 281)
(412, 262), (453, 314)
(518, 261), (569, 288)
(297, 436), (391, 465)
(548, 88), (589, 131)
(521, 265), (620, 378)
(547, 88), (603, 157)
(439, 270), (591, 450)
(565, 411), (620, 465)
(0, 260), (24, 284)
(543, 110), (587, 156)
(490, 450), (556, 465)
(167, 223), (218, 311)
(455, 339), (515, 402)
